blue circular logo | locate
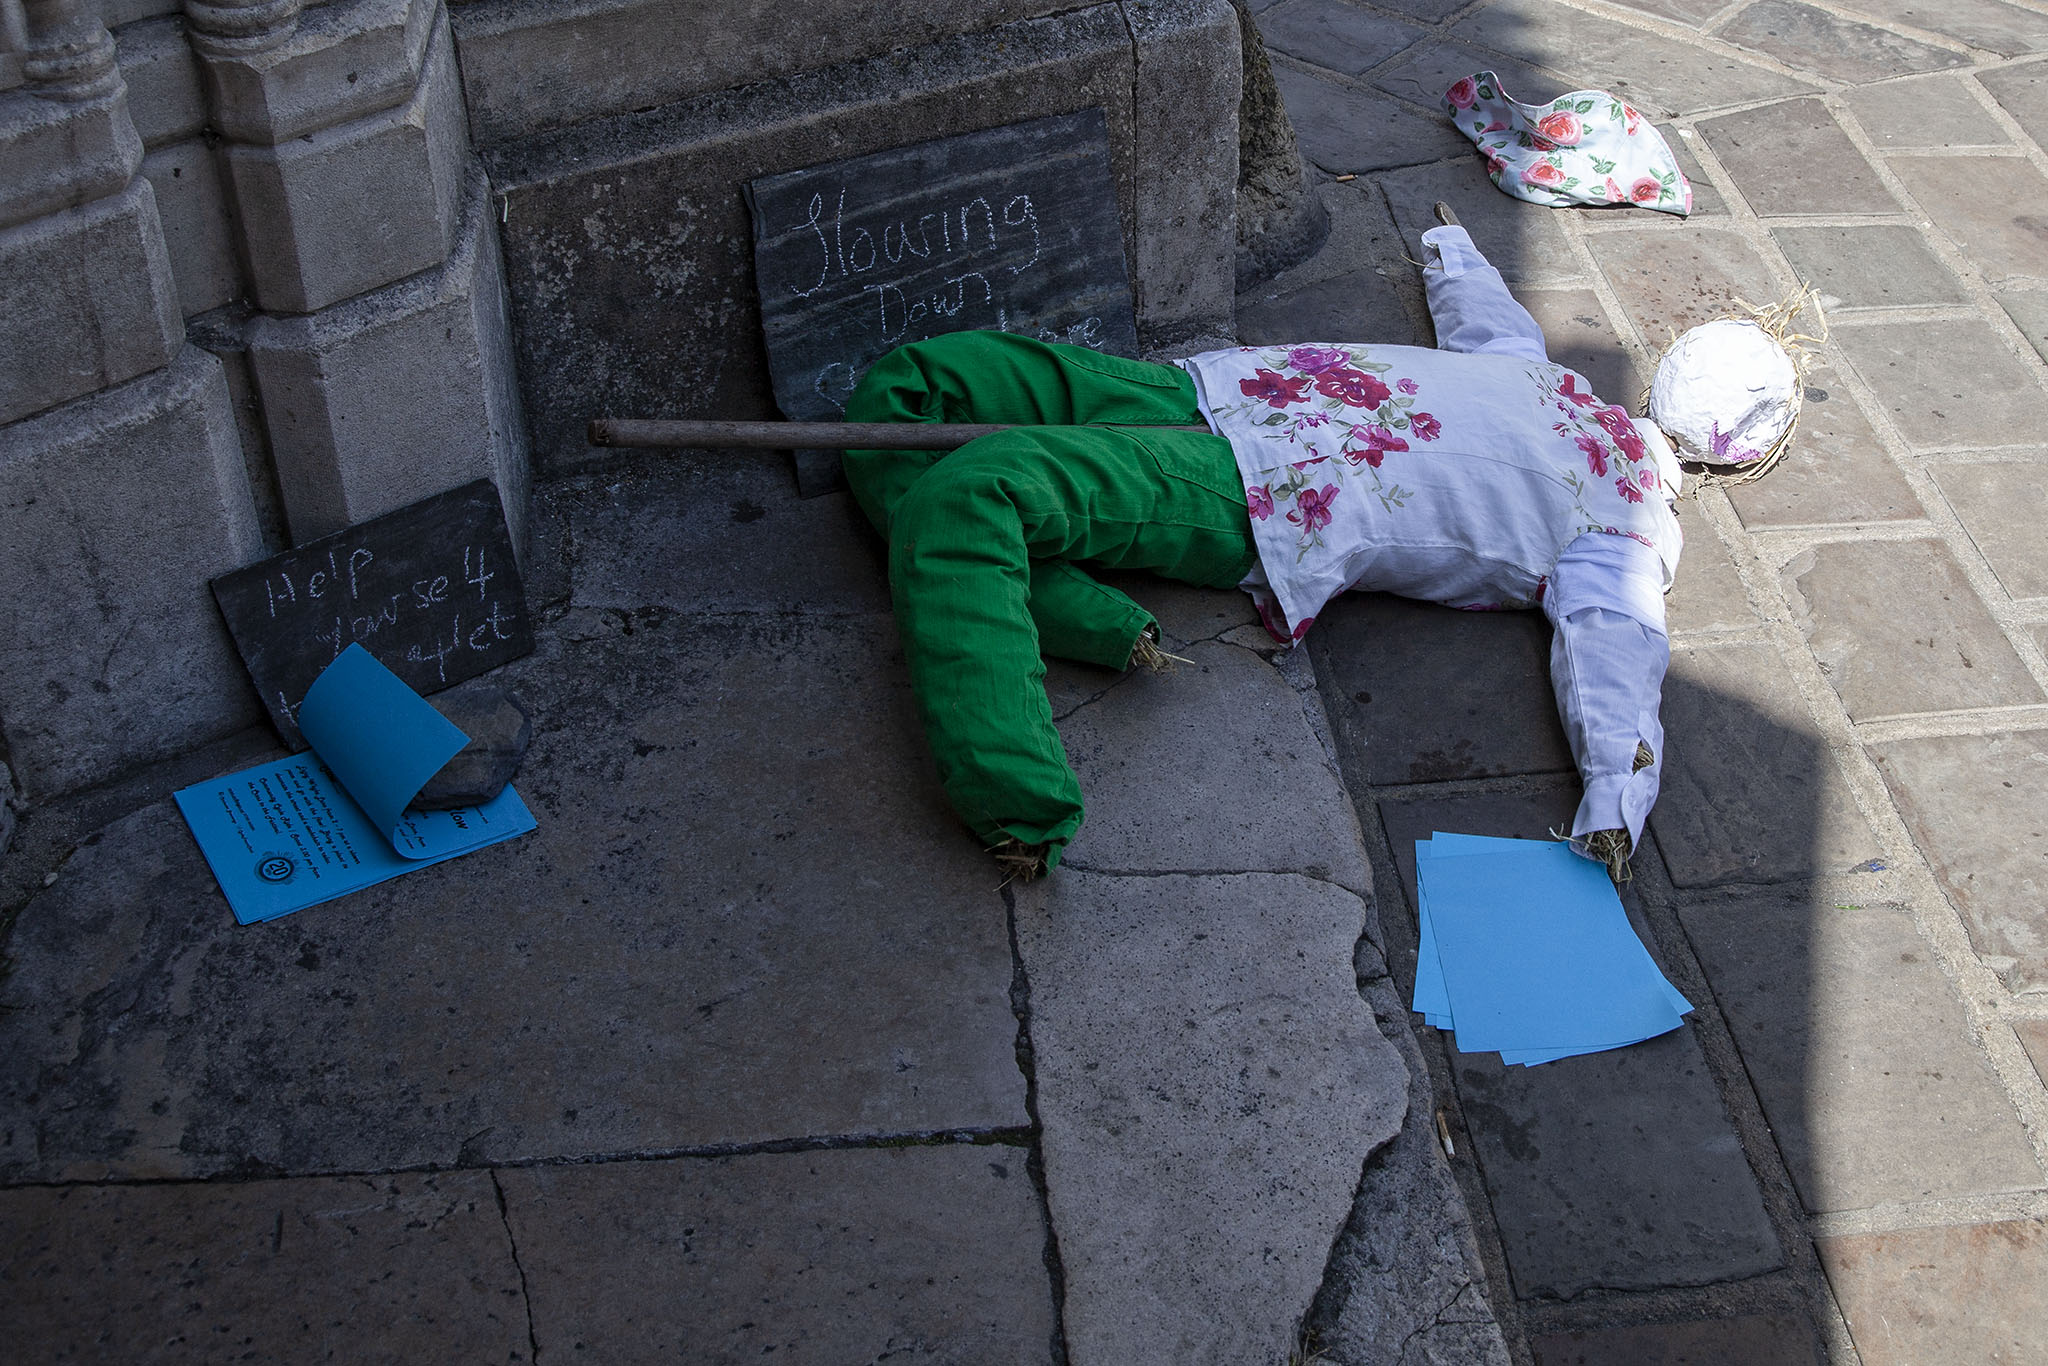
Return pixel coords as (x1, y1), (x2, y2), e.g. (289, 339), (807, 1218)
(255, 854), (296, 884)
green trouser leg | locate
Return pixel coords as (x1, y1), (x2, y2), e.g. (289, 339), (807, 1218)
(842, 332), (1258, 864)
(846, 330), (1213, 670)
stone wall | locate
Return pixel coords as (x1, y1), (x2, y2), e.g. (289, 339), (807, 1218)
(0, 0), (1245, 815)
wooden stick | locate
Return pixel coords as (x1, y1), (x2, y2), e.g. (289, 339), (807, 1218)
(587, 417), (1209, 451)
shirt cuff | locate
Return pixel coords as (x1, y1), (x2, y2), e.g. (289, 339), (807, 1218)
(1569, 758), (1660, 853)
(1420, 224), (1483, 276)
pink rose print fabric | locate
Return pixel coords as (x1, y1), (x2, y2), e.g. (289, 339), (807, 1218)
(1444, 71), (1691, 216)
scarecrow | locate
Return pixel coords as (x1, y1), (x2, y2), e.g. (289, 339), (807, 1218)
(843, 209), (1807, 880)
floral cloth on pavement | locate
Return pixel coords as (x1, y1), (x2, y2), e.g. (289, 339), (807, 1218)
(1177, 342), (1682, 641)
(1444, 70), (1691, 216)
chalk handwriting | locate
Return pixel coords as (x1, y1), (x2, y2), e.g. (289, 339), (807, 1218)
(788, 186), (1043, 302)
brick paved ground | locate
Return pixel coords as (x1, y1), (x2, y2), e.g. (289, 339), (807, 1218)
(1257, 0), (2048, 1360)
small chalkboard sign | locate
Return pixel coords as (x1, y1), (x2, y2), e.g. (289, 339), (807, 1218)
(747, 108), (1139, 495)
(211, 481), (533, 747)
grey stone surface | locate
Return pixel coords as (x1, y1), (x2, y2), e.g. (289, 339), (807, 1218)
(225, 12), (467, 315)
(1680, 894), (2042, 1212)
(1258, 0), (1423, 76)
(452, 0), (1081, 147)
(1310, 593), (1571, 786)
(1237, 256), (1415, 346)
(1307, 973), (1513, 1366)
(1518, 288), (1642, 405)
(1999, 289), (2048, 367)
(1838, 0), (2048, 57)
(1379, 157), (1586, 288)
(1124, 0), (1243, 351)
(1818, 1219), (2048, 1366)
(1449, 0), (1817, 117)
(1697, 100), (1899, 217)
(1368, 37), (1560, 120)
(1665, 494), (1756, 635)
(1980, 59), (2048, 145)
(1272, 61), (1470, 174)
(0, 174), (180, 426)
(1772, 225), (1970, 311)
(2020, 1019), (2048, 1088)
(0, 82), (142, 229)
(1377, 783), (1583, 908)
(0, 346), (263, 799)
(1531, 1316), (1823, 1366)
(1054, 638), (1373, 894)
(1889, 155), (2048, 286)
(483, 6), (1135, 470)
(0, 1172), (531, 1362)
(114, 13), (206, 148)
(196, 0), (437, 146)
(1932, 459), (2048, 598)
(1726, 367), (1923, 529)
(1600, 0), (1726, 22)
(1652, 640), (1884, 887)
(1784, 538), (2043, 718)
(499, 1147), (1058, 1364)
(1591, 227), (1782, 351)
(553, 458), (891, 617)
(143, 137), (240, 317)
(1233, 0), (1329, 288)
(248, 171), (529, 545)
(1448, 1028), (1782, 1300)
(1016, 868), (1405, 1365)
(1833, 318), (2048, 449)
(1719, 0), (1969, 84)
(1844, 73), (2009, 148)
(0, 611), (1030, 1182)
(1870, 729), (2048, 992)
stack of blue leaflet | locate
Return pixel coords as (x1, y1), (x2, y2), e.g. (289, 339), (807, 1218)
(1413, 833), (1691, 1065)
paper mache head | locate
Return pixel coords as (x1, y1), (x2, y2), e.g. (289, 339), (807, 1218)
(1646, 293), (1826, 483)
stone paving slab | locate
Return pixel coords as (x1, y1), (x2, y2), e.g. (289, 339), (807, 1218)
(1376, 790), (1783, 1301)
(1979, 59), (2048, 144)
(497, 1147), (1057, 1364)
(1833, 318), (2048, 449)
(1258, 0), (1425, 77)
(1998, 289), (2048, 366)
(1783, 538), (2043, 719)
(1590, 228), (1782, 350)
(1890, 155), (2048, 286)
(1014, 869), (1406, 1366)
(1818, 1218), (2048, 1365)
(551, 457), (890, 616)
(1311, 593), (1572, 785)
(0, 1172), (530, 1363)
(1273, 62), (1471, 176)
(1451, 0), (1819, 117)
(1843, 73), (2012, 149)
(1053, 637), (1373, 894)
(1869, 729), (2048, 993)
(1653, 640), (1884, 886)
(1697, 100), (1901, 218)
(1378, 157), (1587, 288)
(1600, 0), (1726, 25)
(2019, 1018), (2048, 1087)
(0, 613), (1027, 1183)
(1679, 894), (2041, 1212)
(1840, 0), (2048, 57)
(1719, 0), (1968, 84)
(1237, 256), (1418, 349)
(1530, 1314), (1823, 1366)
(1369, 37), (1563, 119)
(1665, 495), (1759, 634)
(1931, 458), (2048, 598)
(1726, 367), (1923, 529)
(1772, 225), (1972, 311)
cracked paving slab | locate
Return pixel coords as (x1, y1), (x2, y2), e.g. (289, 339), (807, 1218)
(0, 1171), (531, 1363)
(1014, 868), (1407, 1366)
(0, 611), (1026, 1182)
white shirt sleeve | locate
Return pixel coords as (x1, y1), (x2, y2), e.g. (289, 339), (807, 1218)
(1421, 225), (1550, 363)
(1543, 532), (1671, 854)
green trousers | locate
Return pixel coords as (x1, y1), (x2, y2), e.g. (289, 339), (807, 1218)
(843, 331), (1259, 865)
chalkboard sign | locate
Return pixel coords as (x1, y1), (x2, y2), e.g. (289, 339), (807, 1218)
(747, 108), (1139, 494)
(211, 481), (533, 747)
